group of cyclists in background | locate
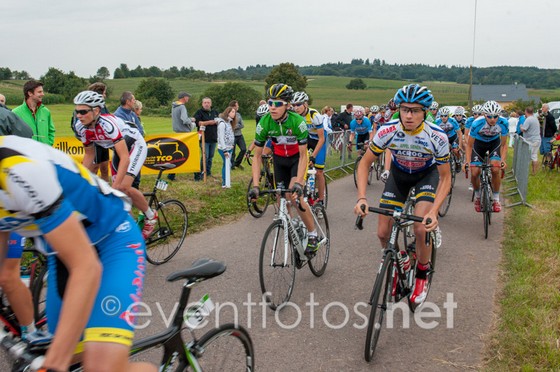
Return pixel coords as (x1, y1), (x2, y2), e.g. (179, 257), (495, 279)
(0, 78), (515, 370)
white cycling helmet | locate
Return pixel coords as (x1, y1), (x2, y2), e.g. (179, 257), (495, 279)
(439, 107), (451, 116)
(354, 108), (364, 118)
(471, 104), (483, 115)
(370, 105), (380, 113)
(483, 100), (502, 115)
(291, 91), (309, 104)
(429, 101), (439, 110)
(256, 103), (269, 117)
(73, 90), (105, 107)
(454, 106), (465, 116)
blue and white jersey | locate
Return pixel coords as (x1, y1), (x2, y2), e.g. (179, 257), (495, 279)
(349, 117), (373, 135)
(370, 120), (450, 174)
(303, 109), (324, 141)
(465, 116), (476, 130)
(469, 116), (509, 142)
(0, 136), (131, 247)
(435, 117), (460, 138)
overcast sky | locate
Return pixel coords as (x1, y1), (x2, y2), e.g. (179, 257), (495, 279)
(2, 0), (558, 79)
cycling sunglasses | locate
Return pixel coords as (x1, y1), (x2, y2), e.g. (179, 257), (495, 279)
(75, 109), (93, 115)
(486, 115), (499, 119)
(267, 100), (287, 108)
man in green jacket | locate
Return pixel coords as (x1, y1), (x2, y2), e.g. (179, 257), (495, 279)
(12, 80), (55, 145)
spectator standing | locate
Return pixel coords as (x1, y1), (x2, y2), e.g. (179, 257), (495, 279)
(169, 92), (195, 181)
(216, 106), (237, 188)
(13, 80), (55, 145)
(114, 91), (144, 189)
(229, 100), (247, 170)
(520, 107), (541, 175)
(133, 100), (143, 122)
(0, 93), (6, 108)
(194, 97), (219, 181)
(507, 111), (519, 147)
(541, 104), (557, 155)
(334, 103), (353, 131)
(0, 105), (33, 138)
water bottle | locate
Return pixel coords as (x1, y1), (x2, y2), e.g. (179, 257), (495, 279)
(298, 220), (307, 241)
(398, 250), (411, 274)
(307, 169), (316, 194)
(137, 213), (145, 229)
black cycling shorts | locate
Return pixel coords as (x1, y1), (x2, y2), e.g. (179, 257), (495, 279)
(379, 165), (439, 210)
(273, 154), (300, 188)
(94, 144), (110, 164)
(472, 137), (501, 165)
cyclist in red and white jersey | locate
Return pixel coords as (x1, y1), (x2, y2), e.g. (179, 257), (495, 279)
(73, 91), (158, 239)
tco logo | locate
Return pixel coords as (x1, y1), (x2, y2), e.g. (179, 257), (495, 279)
(144, 137), (189, 169)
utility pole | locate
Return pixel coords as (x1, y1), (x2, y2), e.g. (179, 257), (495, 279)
(469, 0), (478, 108)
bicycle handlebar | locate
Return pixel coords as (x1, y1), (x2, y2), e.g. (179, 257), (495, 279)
(355, 205), (429, 230)
(259, 187), (306, 212)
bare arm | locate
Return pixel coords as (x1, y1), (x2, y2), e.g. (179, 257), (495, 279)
(41, 215), (102, 371)
(82, 145), (96, 172)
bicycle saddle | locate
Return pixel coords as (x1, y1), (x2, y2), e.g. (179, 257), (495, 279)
(166, 258), (226, 282)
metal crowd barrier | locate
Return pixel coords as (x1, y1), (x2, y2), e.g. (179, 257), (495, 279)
(504, 135), (533, 208)
(323, 130), (357, 180)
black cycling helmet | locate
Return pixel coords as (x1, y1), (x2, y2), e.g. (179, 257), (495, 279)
(267, 83), (294, 102)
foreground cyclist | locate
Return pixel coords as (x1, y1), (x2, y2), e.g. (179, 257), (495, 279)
(354, 84), (451, 305)
(73, 91), (158, 239)
(465, 100), (509, 213)
(0, 136), (154, 371)
(249, 84), (319, 255)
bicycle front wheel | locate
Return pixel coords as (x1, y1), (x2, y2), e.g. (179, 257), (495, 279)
(247, 177), (271, 218)
(365, 251), (394, 362)
(481, 184), (491, 239)
(438, 187), (453, 217)
(146, 199), (188, 265)
(259, 220), (296, 310)
(309, 205), (330, 277)
(194, 323), (255, 371)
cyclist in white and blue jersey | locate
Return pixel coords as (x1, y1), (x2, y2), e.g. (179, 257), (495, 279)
(436, 107), (463, 171)
(291, 91), (327, 207)
(464, 104), (484, 138)
(355, 84), (451, 306)
(348, 108), (374, 150)
(0, 136), (154, 372)
(465, 100), (509, 213)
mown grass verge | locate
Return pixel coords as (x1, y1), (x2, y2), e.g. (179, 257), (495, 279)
(483, 156), (560, 370)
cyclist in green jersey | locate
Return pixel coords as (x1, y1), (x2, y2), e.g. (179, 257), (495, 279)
(249, 84), (319, 255)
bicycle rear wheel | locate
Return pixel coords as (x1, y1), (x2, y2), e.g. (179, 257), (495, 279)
(353, 155), (363, 188)
(259, 220), (296, 310)
(375, 152), (384, 181)
(365, 251), (394, 362)
(309, 205), (330, 277)
(146, 199), (188, 265)
(194, 323), (255, 371)
(31, 263), (48, 325)
(247, 176), (271, 218)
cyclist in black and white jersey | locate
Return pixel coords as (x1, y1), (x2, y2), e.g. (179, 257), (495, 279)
(354, 84), (451, 305)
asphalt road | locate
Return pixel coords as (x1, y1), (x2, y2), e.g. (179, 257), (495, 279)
(1, 172), (504, 371)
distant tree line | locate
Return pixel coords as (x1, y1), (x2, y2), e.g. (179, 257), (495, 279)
(0, 67), (31, 80)
(110, 59), (560, 89)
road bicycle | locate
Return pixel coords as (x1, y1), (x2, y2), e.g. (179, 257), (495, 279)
(470, 153), (495, 239)
(356, 206), (437, 362)
(246, 153), (276, 218)
(353, 142), (375, 188)
(542, 142), (560, 171)
(138, 164), (189, 265)
(258, 183), (330, 310)
(3, 258), (255, 372)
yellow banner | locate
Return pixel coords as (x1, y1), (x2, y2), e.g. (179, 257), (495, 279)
(53, 133), (200, 175)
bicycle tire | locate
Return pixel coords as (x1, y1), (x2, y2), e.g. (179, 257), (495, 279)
(438, 186), (453, 217)
(247, 177), (270, 218)
(146, 199), (188, 265)
(367, 163), (374, 185)
(364, 251), (394, 362)
(31, 263), (48, 325)
(323, 181), (329, 209)
(407, 231), (437, 313)
(194, 323), (255, 371)
(308, 205), (330, 277)
(481, 183), (490, 239)
(259, 220), (296, 310)
(353, 155), (362, 189)
(375, 153), (383, 181)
